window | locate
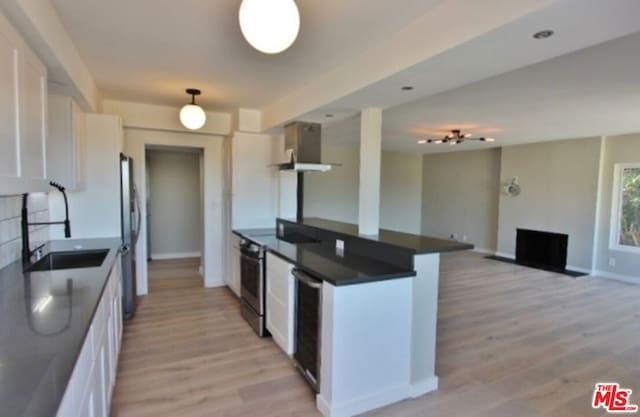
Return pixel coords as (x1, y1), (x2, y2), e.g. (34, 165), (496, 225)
(610, 163), (640, 252)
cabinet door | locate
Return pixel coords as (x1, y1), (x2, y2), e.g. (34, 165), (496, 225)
(0, 14), (20, 180)
(47, 95), (85, 190)
(265, 253), (295, 355)
(19, 51), (47, 180)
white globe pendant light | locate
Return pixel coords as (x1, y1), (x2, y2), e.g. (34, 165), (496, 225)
(179, 89), (206, 130)
(239, 0), (300, 54)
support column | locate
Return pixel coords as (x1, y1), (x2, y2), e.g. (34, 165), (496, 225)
(358, 108), (382, 236)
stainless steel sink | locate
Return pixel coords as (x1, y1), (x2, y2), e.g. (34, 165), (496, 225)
(27, 249), (109, 272)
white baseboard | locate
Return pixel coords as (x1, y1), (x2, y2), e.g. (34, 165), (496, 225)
(566, 264), (592, 274)
(409, 376), (439, 398)
(592, 270), (640, 285)
(151, 252), (201, 260)
(317, 384), (411, 417)
(495, 252), (514, 259)
(473, 247), (496, 255)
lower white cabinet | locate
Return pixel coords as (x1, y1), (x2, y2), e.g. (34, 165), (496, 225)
(56, 255), (123, 417)
(265, 253), (295, 355)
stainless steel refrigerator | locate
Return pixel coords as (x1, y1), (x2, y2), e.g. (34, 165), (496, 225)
(120, 153), (141, 319)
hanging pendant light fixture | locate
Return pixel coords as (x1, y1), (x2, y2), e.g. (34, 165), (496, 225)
(179, 89), (206, 130)
(239, 0), (300, 54)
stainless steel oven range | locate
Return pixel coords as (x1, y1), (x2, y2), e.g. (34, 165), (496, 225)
(239, 238), (269, 337)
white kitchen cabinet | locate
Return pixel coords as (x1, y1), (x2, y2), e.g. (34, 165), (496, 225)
(0, 9), (49, 195)
(265, 252), (295, 355)
(56, 256), (122, 417)
(47, 95), (86, 190)
(227, 233), (241, 297)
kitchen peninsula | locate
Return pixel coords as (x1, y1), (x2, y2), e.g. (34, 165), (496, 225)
(234, 217), (472, 417)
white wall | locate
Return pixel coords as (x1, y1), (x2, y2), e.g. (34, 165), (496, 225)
(422, 148), (501, 252)
(497, 137), (601, 271)
(147, 149), (201, 258)
(50, 113), (123, 239)
(0, 193), (49, 269)
(594, 134), (640, 279)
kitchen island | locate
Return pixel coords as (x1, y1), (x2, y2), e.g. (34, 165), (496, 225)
(234, 218), (472, 417)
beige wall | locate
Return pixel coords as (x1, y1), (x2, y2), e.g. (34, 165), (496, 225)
(147, 149), (202, 258)
(497, 137), (601, 271)
(304, 144), (424, 233)
(421, 148), (501, 251)
(381, 151), (423, 234)
(304, 144), (360, 224)
(594, 134), (640, 278)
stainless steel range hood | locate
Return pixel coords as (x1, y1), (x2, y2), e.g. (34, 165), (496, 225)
(276, 122), (334, 172)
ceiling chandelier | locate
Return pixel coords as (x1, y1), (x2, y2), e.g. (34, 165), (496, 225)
(239, 0), (300, 54)
(419, 130), (495, 145)
(179, 89), (206, 130)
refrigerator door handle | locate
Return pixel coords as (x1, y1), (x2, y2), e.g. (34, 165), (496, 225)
(132, 184), (142, 245)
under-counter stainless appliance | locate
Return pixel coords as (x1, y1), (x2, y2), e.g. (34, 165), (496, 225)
(240, 239), (268, 336)
(120, 154), (141, 320)
(293, 268), (322, 392)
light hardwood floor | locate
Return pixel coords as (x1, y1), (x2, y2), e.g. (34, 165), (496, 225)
(111, 253), (640, 417)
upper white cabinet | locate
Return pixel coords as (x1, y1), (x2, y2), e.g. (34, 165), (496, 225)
(48, 95), (86, 190)
(0, 10), (48, 195)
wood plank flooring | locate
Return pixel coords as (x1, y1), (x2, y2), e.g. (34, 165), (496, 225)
(111, 253), (640, 417)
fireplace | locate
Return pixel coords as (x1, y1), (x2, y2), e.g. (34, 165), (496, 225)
(515, 228), (568, 273)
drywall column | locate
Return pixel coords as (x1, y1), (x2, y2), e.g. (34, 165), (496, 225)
(358, 108), (382, 235)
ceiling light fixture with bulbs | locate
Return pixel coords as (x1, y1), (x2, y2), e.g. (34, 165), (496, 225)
(239, 0), (300, 54)
(419, 130), (495, 146)
(179, 89), (207, 130)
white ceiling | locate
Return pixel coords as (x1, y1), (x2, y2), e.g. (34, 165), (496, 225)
(50, 0), (640, 153)
(324, 29), (640, 153)
(50, 0), (444, 111)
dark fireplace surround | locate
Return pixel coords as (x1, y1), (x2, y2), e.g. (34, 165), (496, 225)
(515, 228), (568, 273)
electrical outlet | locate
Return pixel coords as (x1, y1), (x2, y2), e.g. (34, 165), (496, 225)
(450, 233), (458, 240)
(462, 235), (468, 242)
(336, 239), (345, 257)
(609, 257), (616, 267)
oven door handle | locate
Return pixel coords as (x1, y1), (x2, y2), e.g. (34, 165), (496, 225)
(292, 269), (322, 289)
(240, 253), (262, 264)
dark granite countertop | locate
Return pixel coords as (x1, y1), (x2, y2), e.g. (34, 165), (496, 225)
(0, 237), (121, 417)
(233, 229), (416, 286)
(282, 218), (474, 254)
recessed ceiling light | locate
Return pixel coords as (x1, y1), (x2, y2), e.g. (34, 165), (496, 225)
(401, 86), (414, 91)
(533, 30), (554, 39)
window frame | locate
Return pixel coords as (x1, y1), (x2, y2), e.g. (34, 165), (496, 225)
(609, 162), (640, 254)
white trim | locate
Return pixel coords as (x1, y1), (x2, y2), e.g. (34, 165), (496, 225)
(592, 270), (640, 285)
(150, 252), (201, 260)
(409, 376), (439, 398)
(591, 137), (607, 272)
(317, 385), (411, 417)
(473, 247), (496, 255)
(609, 163), (640, 254)
(566, 264), (592, 275)
(495, 251), (515, 259)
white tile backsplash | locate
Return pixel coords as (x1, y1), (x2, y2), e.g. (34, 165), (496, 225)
(0, 194), (49, 269)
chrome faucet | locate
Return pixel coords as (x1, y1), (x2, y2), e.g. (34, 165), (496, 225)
(22, 181), (72, 268)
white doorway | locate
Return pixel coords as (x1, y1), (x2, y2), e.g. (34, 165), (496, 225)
(145, 146), (204, 287)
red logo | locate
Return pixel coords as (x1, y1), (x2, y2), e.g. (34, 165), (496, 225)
(593, 383), (638, 413)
